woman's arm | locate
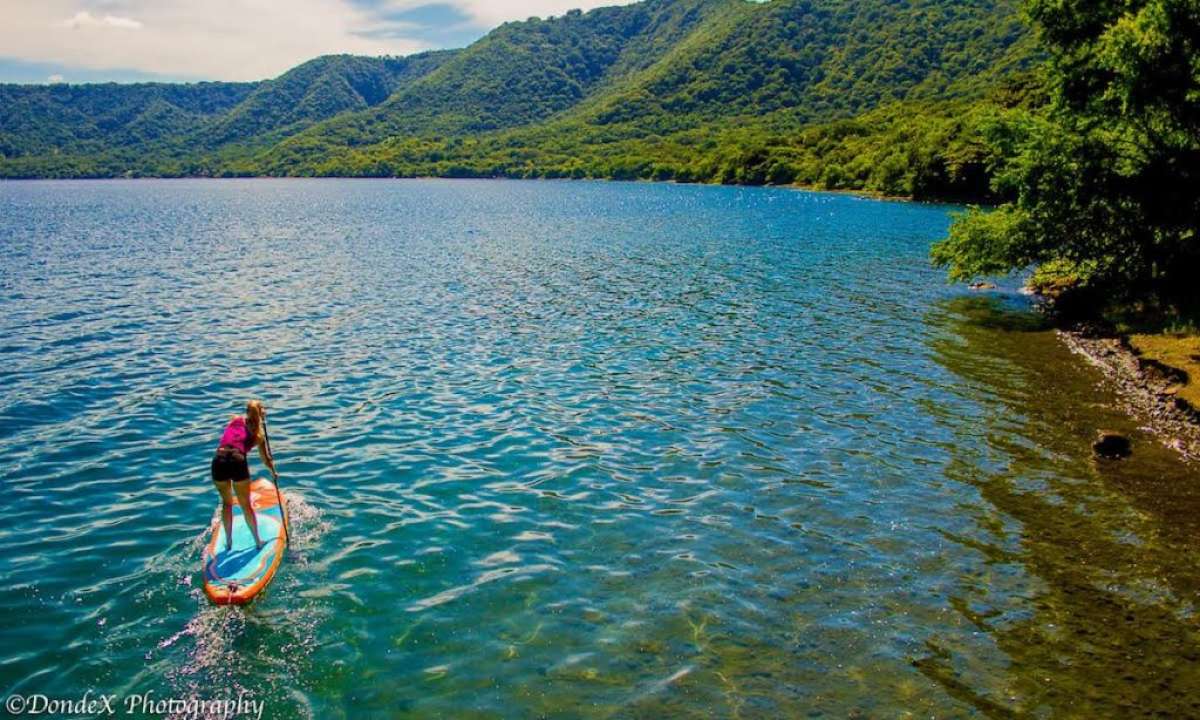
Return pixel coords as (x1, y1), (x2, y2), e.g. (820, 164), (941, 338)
(258, 437), (278, 480)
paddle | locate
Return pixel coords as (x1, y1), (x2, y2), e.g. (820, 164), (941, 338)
(263, 414), (290, 543)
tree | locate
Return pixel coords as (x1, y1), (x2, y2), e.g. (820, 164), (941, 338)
(932, 0), (1200, 312)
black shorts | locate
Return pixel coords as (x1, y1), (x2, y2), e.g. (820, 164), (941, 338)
(211, 447), (250, 483)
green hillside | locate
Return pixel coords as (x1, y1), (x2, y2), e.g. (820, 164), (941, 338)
(0, 81), (254, 160)
(250, 0), (738, 168)
(574, 0), (1034, 126)
(0, 0), (1039, 188)
(198, 52), (457, 148)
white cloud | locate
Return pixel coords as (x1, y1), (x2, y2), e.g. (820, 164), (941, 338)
(101, 14), (143, 29)
(3, 1), (429, 81)
(47, 73), (65, 83)
(61, 10), (144, 29)
(370, 0), (639, 28)
(0, 0), (639, 82)
(446, 0), (638, 27)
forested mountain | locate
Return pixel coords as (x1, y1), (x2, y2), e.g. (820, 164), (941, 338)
(0, 0), (1038, 189)
(0, 81), (255, 159)
(0, 53), (457, 175)
(197, 52), (456, 148)
(573, 0), (1033, 125)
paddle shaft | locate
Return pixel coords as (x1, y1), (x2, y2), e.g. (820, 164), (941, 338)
(263, 416), (290, 542)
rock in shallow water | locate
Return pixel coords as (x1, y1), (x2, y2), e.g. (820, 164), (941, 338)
(1093, 431), (1132, 459)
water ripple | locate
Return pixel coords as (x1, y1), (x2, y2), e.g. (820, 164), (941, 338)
(1, 180), (1198, 717)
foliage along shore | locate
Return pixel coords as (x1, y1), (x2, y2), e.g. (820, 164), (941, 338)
(930, 0), (1198, 326)
(0, 76), (1043, 209)
(954, 0), (1199, 435)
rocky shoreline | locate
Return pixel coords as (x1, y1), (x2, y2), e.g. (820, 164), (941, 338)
(1059, 328), (1200, 462)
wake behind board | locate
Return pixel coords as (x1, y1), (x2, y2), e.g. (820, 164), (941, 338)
(202, 478), (287, 605)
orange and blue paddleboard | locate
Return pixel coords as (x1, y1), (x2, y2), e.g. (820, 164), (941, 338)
(202, 478), (287, 605)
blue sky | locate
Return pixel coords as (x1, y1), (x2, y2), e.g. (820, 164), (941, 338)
(349, 1), (484, 47)
(0, 0), (633, 84)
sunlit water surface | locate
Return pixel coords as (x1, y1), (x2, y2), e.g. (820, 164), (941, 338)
(1, 179), (1198, 718)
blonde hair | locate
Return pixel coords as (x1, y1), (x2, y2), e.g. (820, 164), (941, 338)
(245, 399), (266, 447)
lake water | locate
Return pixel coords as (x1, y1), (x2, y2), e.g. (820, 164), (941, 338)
(1, 179), (1198, 718)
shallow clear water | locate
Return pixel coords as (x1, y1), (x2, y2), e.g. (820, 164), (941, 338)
(1, 179), (1198, 719)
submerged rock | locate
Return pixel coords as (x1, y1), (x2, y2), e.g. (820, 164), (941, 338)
(1093, 431), (1132, 459)
(968, 281), (997, 290)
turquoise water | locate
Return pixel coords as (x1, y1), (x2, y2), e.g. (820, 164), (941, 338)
(2, 179), (1198, 718)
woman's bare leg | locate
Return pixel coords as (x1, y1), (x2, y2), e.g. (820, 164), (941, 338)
(213, 481), (235, 552)
(233, 478), (263, 550)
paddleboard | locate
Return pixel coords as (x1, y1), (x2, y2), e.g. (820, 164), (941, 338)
(202, 478), (287, 605)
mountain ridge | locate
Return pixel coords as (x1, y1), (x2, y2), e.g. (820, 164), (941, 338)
(0, 0), (1038, 187)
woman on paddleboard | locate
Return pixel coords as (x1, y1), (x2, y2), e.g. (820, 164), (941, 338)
(211, 400), (278, 551)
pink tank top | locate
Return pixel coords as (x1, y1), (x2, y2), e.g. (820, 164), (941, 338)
(218, 416), (254, 454)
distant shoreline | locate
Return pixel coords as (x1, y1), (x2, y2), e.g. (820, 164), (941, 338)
(0, 174), (962, 206)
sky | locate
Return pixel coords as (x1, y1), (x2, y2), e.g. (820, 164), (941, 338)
(0, 0), (636, 84)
